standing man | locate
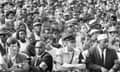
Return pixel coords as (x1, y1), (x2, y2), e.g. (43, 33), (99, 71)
(0, 26), (11, 46)
(55, 34), (86, 72)
(86, 34), (119, 72)
(29, 22), (42, 42)
(30, 41), (53, 72)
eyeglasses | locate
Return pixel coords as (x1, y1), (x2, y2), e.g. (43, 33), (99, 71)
(35, 47), (43, 49)
(109, 31), (118, 34)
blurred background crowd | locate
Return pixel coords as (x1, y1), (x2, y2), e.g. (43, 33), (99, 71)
(0, 0), (120, 72)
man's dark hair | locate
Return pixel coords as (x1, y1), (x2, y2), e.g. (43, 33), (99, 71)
(16, 29), (26, 40)
(6, 11), (16, 18)
(7, 37), (20, 48)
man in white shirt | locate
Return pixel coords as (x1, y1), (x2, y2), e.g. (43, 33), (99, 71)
(29, 22), (42, 41)
(55, 34), (86, 72)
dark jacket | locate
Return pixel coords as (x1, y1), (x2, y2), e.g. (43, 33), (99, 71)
(86, 47), (118, 72)
(30, 52), (53, 72)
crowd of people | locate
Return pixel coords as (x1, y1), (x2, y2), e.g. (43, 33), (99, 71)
(0, 0), (120, 72)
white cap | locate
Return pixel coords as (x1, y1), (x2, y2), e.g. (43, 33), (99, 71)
(89, 29), (99, 35)
(107, 26), (117, 32)
(97, 34), (108, 41)
(89, 19), (96, 25)
(33, 22), (42, 26)
(65, 18), (77, 24)
(64, 12), (70, 16)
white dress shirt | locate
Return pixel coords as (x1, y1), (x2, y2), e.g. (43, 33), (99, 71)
(97, 46), (106, 65)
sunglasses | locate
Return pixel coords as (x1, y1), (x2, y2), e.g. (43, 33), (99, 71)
(109, 31), (118, 34)
(35, 46), (43, 49)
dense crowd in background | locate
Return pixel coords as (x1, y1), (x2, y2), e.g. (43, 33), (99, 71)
(0, 0), (120, 72)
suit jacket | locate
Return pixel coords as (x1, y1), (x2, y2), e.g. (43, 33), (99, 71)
(3, 53), (29, 72)
(86, 47), (118, 72)
(30, 52), (53, 72)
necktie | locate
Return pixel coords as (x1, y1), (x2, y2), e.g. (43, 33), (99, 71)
(12, 57), (17, 66)
(35, 57), (39, 66)
(101, 50), (104, 65)
(35, 57), (41, 66)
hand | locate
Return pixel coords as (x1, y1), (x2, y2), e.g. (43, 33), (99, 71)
(13, 63), (22, 68)
(101, 67), (108, 72)
(39, 62), (48, 70)
(108, 69), (114, 72)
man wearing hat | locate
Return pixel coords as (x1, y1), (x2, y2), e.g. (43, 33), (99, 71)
(0, 26), (11, 50)
(107, 26), (118, 49)
(3, 2), (14, 12)
(63, 12), (72, 21)
(29, 22), (42, 42)
(108, 26), (118, 39)
(86, 33), (119, 72)
(55, 34), (86, 72)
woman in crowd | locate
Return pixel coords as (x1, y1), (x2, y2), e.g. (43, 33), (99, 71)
(16, 29), (29, 56)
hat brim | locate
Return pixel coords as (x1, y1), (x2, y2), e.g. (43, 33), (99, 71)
(0, 31), (11, 35)
(33, 24), (42, 26)
(108, 30), (117, 32)
(62, 34), (75, 41)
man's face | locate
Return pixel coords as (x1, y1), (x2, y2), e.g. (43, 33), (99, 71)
(35, 46), (45, 55)
(45, 39), (53, 50)
(22, 9), (27, 14)
(113, 41), (120, 50)
(66, 27), (74, 33)
(33, 3), (37, 8)
(19, 31), (26, 40)
(8, 13), (14, 19)
(27, 15), (32, 21)
(0, 13), (5, 19)
(88, 0), (92, 3)
(66, 40), (75, 51)
(99, 39), (108, 49)
(108, 31), (117, 38)
(43, 26), (51, 34)
(91, 34), (97, 40)
(34, 25), (41, 33)
(64, 15), (71, 21)
(19, 23), (25, 28)
(47, 0), (54, 5)
(83, 7), (88, 13)
(0, 34), (9, 43)
(8, 43), (19, 56)
(33, 13), (39, 18)
(4, 4), (13, 11)
(81, 25), (88, 33)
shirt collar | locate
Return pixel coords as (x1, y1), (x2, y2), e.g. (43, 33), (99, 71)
(97, 45), (106, 57)
(36, 52), (46, 57)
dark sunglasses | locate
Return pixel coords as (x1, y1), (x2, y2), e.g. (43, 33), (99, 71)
(35, 46), (43, 49)
(109, 31), (118, 34)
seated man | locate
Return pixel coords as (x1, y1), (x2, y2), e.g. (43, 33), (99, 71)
(0, 37), (29, 72)
(55, 34), (86, 72)
(30, 41), (53, 72)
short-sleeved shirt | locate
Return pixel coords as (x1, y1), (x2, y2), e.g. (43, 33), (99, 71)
(56, 47), (79, 65)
